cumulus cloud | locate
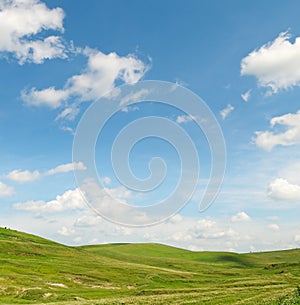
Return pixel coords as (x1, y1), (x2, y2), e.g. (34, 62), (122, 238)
(0, 181), (14, 197)
(22, 47), (149, 116)
(100, 177), (112, 185)
(74, 212), (102, 228)
(78, 179), (156, 226)
(194, 219), (216, 230)
(64, 47), (145, 101)
(268, 224), (280, 231)
(58, 226), (75, 236)
(0, 0), (67, 64)
(6, 162), (86, 183)
(6, 169), (40, 183)
(192, 219), (239, 241)
(21, 87), (69, 109)
(4, 209), (298, 252)
(171, 231), (192, 242)
(9, 1), (149, 119)
(231, 212), (251, 222)
(268, 178), (300, 201)
(241, 89), (251, 102)
(167, 214), (183, 224)
(14, 188), (86, 213)
(241, 31), (300, 94)
(14, 182), (132, 216)
(220, 104), (234, 119)
(254, 110), (300, 151)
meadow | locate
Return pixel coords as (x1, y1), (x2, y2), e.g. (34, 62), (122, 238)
(0, 227), (299, 304)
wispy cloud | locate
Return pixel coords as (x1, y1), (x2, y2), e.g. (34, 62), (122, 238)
(241, 89), (251, 102)
(6, 162), (86, 183)
(120, 89), (149, 106)
(176, 114), (196, 124)
(220, 104), (234, 119)
(45, 162), (86, 176)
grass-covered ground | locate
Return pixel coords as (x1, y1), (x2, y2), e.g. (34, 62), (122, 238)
(0, 227), (299, 304)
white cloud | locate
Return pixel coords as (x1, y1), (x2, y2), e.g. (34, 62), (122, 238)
(60, 126), (75, 135)
(267, 216), (279, 221)
(277, 162), (300, 185)
(114, 226), (132, 237)
(6, 162), (86, 183)
(22, 48), (149, 118)
(170, 80), (188, 92)
(74, 212), (102, 228)
(3, 209), (300, 252)
(120, 89), (149, 106)
(194, 219), (216, 229)
(171, 231), (192, 242)
(14, 188), (86, 213)
(13, 181), (132, 218)
(241, 89), (251, 102)
(6, 169), (40, 183)
(0, 0), (67, 64)
(268, 224), (280, 231)
(226, 228), (240, 239)
(268, 178), (300, 201)
(254, 110), (300, 151)
(193, 219), (240, 240)
(100, 177), (112, 185)
(0, 181), (14, 197)
(55, 106), (80, 121)
(22, 87), (69, 109)
(192, 219), (237, 240)
(176, 114), (196, 124)
(231, 212), (251, 222)
(58, 226), (74, 236)
(168, 214), (183, 224)
(78, 179), (154, 226)
(45, 162), (86, 176)
(120, 105), (139, 113)
(241, 31), (300, 94)
(73, 236), (82, 243)
(220, 104), (234, 119)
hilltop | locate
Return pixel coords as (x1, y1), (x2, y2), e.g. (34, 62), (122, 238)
(0, 227), (299, 304)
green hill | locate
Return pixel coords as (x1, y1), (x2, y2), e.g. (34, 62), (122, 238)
(0, 227), (299, 304)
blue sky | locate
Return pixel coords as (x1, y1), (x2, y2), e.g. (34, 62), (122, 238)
(0, 0), (300, 252)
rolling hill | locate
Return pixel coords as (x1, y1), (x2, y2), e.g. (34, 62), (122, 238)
(0, 227), (299, 304)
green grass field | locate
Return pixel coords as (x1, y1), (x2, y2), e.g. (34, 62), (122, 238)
(0, 227), (299, 304)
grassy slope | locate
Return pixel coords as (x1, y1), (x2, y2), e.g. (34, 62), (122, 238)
(0, 227), (299, 305)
